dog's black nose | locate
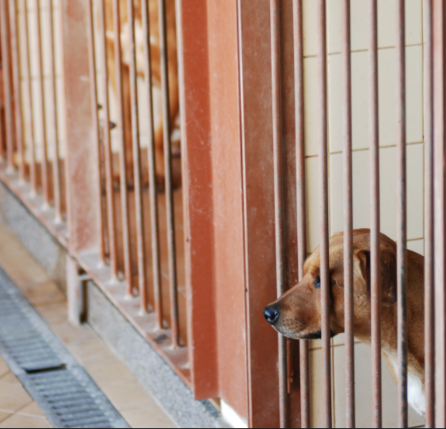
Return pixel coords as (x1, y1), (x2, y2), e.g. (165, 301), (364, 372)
(263, 306), (280, 325)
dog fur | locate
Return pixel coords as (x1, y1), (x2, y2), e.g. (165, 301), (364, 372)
(265, 229), (425, 416)
(103, 0), (180, 186)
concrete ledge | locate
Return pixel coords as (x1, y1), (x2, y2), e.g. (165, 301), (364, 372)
(0, 181), (66, 294)
(0, 179), (227, 429)
(87, 282), (228, 429)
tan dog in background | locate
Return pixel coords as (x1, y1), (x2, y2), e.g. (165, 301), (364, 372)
(104, 0), (180, 187)
(264, 229), (425, 416)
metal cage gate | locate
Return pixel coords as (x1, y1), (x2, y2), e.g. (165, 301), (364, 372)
(0, 0), (444, 428)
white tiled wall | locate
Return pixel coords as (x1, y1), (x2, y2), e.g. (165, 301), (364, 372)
(303, 0), (426, 427)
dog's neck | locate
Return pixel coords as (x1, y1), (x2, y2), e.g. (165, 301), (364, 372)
(355, 250), (425, 384)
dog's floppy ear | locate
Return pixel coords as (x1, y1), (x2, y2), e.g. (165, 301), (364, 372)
(356, 248), (397, 306)
(379, 247), (397, 305)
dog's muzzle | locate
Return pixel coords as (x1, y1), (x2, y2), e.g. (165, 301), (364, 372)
(263, 306), (280, 325)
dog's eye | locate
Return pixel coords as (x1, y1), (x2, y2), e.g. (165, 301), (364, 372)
(314, 276), (321, 288)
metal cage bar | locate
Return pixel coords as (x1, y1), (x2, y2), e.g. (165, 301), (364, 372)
(36, 0), (50, 206)
(127, 0), (148, 313)
(21, 0), (37, 194)
(317, 0), (332, 426)
(158, 0), (179, 345)
(8, 0), (24, 181)
(369, 1), (382, 427)
(111, 0), (132, 295)
(47, 1), (62, 221)
(98, 0), (118, 280)
(86, 0), (106, 264)
(0, 0), (13, 170)
(424, 0), (435, 427)
(396, 1), (408, 427)
(341, 1), (355, 427)
(142, 0), (163, 329)
(292, 1), (309, 427)
(434, 0), (446, 426)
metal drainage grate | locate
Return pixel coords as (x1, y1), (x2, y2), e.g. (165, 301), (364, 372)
(0, 267), (129, 429)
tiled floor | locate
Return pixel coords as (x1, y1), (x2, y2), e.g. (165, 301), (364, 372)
(0, 224), (176, 429)
(0, 357), (52, 428)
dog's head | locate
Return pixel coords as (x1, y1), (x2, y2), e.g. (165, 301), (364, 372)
(263, 229), (397, 341)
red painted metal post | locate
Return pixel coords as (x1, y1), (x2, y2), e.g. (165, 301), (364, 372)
(62, 0), (101, 256)
(237, 0), (283, 425)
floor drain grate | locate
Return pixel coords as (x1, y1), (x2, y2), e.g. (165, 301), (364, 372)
(0, 268), (129, 429)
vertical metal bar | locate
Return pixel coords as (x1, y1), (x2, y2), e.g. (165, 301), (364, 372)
(36, 0), (50, 205)
(270, 1), (288, 427)
(424, 1), (435, 427)
(396, 1), (408, 427)
(142, 0), (163, 329)
(127, 0), (148, 313)
(98, 0), (118, 280)
(112, 0), (132, 294)
(22, 0), (37, 191)
(293, 1), (309, 427)
(369, 1), (382, 427)
(317, 0), (331, 427)
(341, 1), (354, 427)
(47, 1), (62, 221)
(434, 0), (446, 426)
(86, 0), (106, 264)
(8, 0), (24, 181)
(158, 0), (179, 344)
(0, 0), (14, 170)
(22, 0), (37, 193)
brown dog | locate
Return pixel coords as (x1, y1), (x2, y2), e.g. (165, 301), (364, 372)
(264, 229), (425, 416)
(104, 0), (180, 187)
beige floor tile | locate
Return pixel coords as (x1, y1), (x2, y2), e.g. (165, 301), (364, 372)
(0, 384), (33, 413)
(66, 340), (117, 364)
(122, 405), (175, 429)
(20, 280), (65, 307)
(3, 264), (50, 293)
(0, 412), (12, 425)
(34, 302), (68, 326)
(0, 360), (9, 379)
(18, 402), (46, 418)
(101, 382), (155, 411)
(52, 322), (99, 344)
(0, 372), (20, 385)
(0, 414), (52, 429)
(83, 359), (138, 386)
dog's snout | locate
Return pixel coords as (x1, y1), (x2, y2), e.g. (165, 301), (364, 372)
(263, 306), (280, 325)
